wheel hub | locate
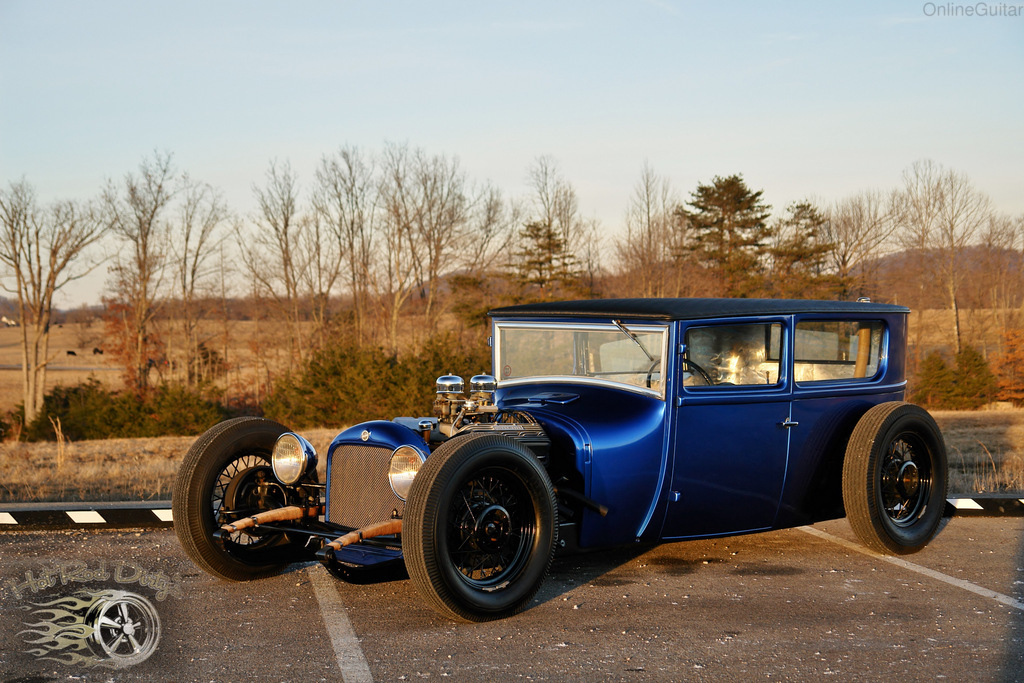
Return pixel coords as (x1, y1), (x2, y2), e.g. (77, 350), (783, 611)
(897, 461), (920, 498)
(474, 505), (511, 551)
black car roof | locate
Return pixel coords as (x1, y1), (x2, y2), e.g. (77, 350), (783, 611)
(488, 298), (909, 321)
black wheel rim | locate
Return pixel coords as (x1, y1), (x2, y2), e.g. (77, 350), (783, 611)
(445, 467), (536, 589)
(880, 432), (933, 526)
(212, 454), (282, 547)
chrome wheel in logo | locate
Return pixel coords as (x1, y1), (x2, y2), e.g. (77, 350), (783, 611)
(85, 590), (161, 667)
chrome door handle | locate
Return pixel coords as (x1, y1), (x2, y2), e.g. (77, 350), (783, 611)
(779, 417), (799, 429)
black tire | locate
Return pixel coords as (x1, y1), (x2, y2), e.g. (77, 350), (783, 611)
(172, 417), (297, 580)
(842, 402), (948, 555)
(403, 434), (557, 621)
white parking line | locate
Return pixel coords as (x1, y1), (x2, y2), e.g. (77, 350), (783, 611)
(799, 526), (1024, 612)
(309, 565), (374, 683)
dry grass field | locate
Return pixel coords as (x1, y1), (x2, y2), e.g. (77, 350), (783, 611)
(932, 409), (1024, 494)
(0, 428), (339, 503)
(0, 318), (303, 416)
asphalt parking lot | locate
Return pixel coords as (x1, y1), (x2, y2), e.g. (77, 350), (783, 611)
(1, 516), (1022, 682)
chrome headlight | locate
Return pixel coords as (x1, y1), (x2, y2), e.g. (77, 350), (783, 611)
(272, 433), (317, 485)
(388, 445), (425, 500)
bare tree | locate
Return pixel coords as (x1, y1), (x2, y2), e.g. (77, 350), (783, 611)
(374, 144), (420, 355)
(103, 151), (176, 395)
(297, 209), (343, 351)
(824, 189), (898, 300)
(977, 212), (1024, 337)
(241, 160), (306, 370)
(0, 181), (107, 423)
(894, 160), (992, 354)
(615, 163), (680, 297)
(410, 150), (470, 326)
(172, 175), (228, 386)
(313, 146), (377, 342)
(459, 183), (518, 275)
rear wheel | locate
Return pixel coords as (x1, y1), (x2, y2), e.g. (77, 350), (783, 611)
(404, 434), (557, 621)
(842, 402), (948, 554)
(173, 417), (298, 580)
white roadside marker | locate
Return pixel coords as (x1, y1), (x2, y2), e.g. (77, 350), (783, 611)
(65, 510), (105, 524)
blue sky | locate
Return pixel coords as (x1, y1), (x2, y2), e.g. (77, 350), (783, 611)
(1, 1), (1022, 304)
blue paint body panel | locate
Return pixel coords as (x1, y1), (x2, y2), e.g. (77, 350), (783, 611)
(496, 382), (669, 548)
(327, 420), (427, 459)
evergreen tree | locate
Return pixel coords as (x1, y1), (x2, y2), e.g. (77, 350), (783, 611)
(911, 351), (955, 408)
(682, 174), (772, 297)
(769, 201), (841, 299)
(951, 345), (998, 409)
(514, 219), (577, 294)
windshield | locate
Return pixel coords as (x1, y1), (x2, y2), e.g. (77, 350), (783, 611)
(495, 322), (668, 397)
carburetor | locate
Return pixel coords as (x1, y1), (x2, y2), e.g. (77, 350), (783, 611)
(433, 374), (499, 436)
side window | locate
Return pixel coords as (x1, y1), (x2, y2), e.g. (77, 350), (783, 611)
(795, 320), (884, 383)
(684, 323), (782, 387)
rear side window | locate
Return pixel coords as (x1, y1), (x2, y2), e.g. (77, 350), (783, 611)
(684, 323), (783, 387)
(795, 321), (884, 383)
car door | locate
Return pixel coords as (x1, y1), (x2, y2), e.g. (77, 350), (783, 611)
(661, 319), (793, 539)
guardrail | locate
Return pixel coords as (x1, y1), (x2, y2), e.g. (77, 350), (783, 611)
(0, 500), (172, 529)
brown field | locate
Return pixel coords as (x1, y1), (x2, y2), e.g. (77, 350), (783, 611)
(932, 409), (1024, 494)
(0, 318), (303, 415)
(1, 412), (1020, 504)
(0, 428), (338, 503)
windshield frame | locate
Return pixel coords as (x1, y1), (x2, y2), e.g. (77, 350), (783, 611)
(493, 321), (670, 399)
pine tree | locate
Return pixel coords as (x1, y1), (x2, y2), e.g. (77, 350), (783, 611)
(769, 201), (841, 299)
(948, 346), (998, 409)
(911, 351), (955, 408)
(683, 174), (772, 297)
(514, 219), (577, 294)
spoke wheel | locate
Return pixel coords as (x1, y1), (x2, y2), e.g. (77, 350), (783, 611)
(404, 434), (556, 622)
(448, 469), (533, 589)
(173, 417), (298, 581)
(879, 434), (930, 526)
(843, 402), (948, 555)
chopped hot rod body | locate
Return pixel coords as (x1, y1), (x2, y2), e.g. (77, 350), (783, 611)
(173, 298), (948, 621)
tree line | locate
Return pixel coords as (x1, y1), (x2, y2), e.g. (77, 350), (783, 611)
(2, 147), (1023, 434)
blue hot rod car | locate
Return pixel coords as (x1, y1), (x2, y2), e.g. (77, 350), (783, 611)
(173, 298), (948, 621)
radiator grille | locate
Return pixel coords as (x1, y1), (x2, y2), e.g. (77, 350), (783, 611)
(327, 444), (405, 529)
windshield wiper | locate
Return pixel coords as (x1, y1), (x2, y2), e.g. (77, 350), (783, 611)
(611, 319), (655, 363)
